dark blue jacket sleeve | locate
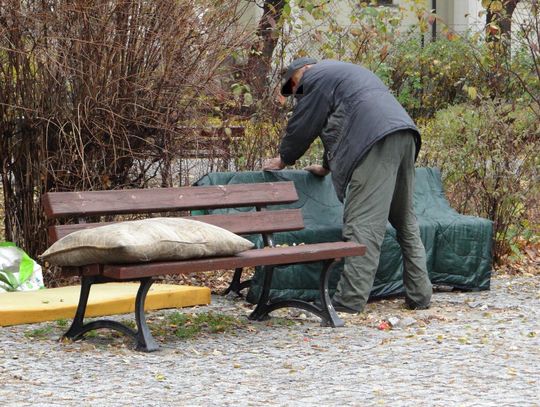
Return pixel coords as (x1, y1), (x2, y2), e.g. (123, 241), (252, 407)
(279, 87), (331, 165)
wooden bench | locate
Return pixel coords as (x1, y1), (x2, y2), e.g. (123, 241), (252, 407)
(42, 182), (366, 351)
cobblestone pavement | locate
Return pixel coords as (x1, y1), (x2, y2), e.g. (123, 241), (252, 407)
(1, 274), (539, 407)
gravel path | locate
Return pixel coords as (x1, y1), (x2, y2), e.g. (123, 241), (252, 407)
(1, 274), (539, 406)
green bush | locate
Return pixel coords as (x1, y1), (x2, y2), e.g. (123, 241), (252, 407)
(386, 36), (484, 120)
(231, 119), (286, 171)
(419, 101), (539, 263)
(385, 33), (539, 122)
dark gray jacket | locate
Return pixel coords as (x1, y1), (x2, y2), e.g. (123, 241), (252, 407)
(279, 60), (420, 202)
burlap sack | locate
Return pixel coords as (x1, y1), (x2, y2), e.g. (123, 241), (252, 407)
(41, 218), (254, 266)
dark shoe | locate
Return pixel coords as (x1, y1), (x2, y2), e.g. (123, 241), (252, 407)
(315, 298), (360, 314)
(332, 300), (360, 314)
(405, 297), (430, 310)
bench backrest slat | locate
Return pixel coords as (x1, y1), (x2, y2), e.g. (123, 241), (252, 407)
(48, 209), (305, 243)
(42, 182), (298, 219)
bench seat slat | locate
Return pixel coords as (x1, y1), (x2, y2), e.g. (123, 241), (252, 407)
(98, 242), (366, 280)
(42, 182), (298, 219)
(48, 209), (305, 243)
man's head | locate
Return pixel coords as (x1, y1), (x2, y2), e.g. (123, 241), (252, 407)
(280, 57), (318, 96)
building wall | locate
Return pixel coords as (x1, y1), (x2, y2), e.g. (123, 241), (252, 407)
(448, 0), (484, 33)
(240, 1), (533, 47)
(435, 0), (530, 36)
(238, 0), (262, 30)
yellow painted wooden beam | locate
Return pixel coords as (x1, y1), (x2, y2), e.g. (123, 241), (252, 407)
(0, 283), (211, 326)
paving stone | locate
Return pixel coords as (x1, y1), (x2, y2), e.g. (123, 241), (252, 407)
(0, 275), (538, 406)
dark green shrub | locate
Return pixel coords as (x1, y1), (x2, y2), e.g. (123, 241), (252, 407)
(419, 101), (539, 262)
(387, 36), (484, 120)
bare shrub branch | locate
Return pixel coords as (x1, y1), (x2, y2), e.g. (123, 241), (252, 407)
(0, 0), (252, 263)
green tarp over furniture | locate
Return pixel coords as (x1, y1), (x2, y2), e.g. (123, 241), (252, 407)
(193, 168), (492, 303)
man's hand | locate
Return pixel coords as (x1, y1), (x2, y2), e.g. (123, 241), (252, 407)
(304, 164), (330, 177)
(263, 157), (286, 171)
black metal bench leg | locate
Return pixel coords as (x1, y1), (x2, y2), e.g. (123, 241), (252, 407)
(134, 277), (159, 352)
(64, 276), (139, 342)
(62, 276), (159, 352)
(248, 260), (345, 327)
(63, 275), (95, 340)
(248, 265), (274, 321)
(317, 259), (345, 327)
(222, 267), (251, 297)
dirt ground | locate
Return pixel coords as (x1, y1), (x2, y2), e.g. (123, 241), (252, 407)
(1, 273), (539, 406)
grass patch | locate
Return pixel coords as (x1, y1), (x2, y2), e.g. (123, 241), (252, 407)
(24, 325), (54, 339)
(118, 319), (137, 330)
(155, 311), (245, 340)
(55, 319), (69, 328)
(265, 317), (296, 327)
(84, 330), (99, 339)
(24, 312), (244, 346)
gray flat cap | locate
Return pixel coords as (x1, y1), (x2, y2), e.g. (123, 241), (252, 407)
(280, 57), (318, 96)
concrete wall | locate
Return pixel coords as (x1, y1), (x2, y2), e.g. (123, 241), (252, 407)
(434, 0), (531, 36)
(240, 1), (534, 47)
(449, 0), (484, 33)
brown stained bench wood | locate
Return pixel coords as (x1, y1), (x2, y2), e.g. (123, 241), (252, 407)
(49, 209), (305, 242)
(100, 242), (363, 279)
(42, 182), (298, 218)
(42, 182), (366, 352)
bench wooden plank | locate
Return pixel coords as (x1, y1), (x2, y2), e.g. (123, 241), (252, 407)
(42, 182), (298, 219)
(48, 209), (305, 243)
(100, 242), (366, 280)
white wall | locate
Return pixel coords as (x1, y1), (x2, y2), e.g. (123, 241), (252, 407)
(449, 0), (484, 33)
(435, 0), (532, 36)
(240, 0), (534, 51)
(238, 0), (262, 29)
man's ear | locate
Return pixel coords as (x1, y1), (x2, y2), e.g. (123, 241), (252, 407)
(290, 68), (303, 94)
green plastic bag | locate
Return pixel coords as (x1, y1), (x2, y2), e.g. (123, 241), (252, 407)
(0, 242), (44, 292)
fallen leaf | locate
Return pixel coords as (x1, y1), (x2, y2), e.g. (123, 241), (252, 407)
(378, 321), (391, 330)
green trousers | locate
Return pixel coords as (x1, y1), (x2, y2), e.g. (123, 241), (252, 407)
(333, 130), (432, 311)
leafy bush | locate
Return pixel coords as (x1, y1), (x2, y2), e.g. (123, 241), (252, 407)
(282, 0), (408, 71)
(419, 101), (539, 262)
(387, 36), (484, 120)
(230, 118), (287, 171)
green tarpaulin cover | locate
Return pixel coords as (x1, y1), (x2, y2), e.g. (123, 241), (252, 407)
(194, 168), (492, 303)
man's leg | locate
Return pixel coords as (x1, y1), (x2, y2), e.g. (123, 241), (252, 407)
(333, 135), (402, 312)
(388, 133), (432, 308)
